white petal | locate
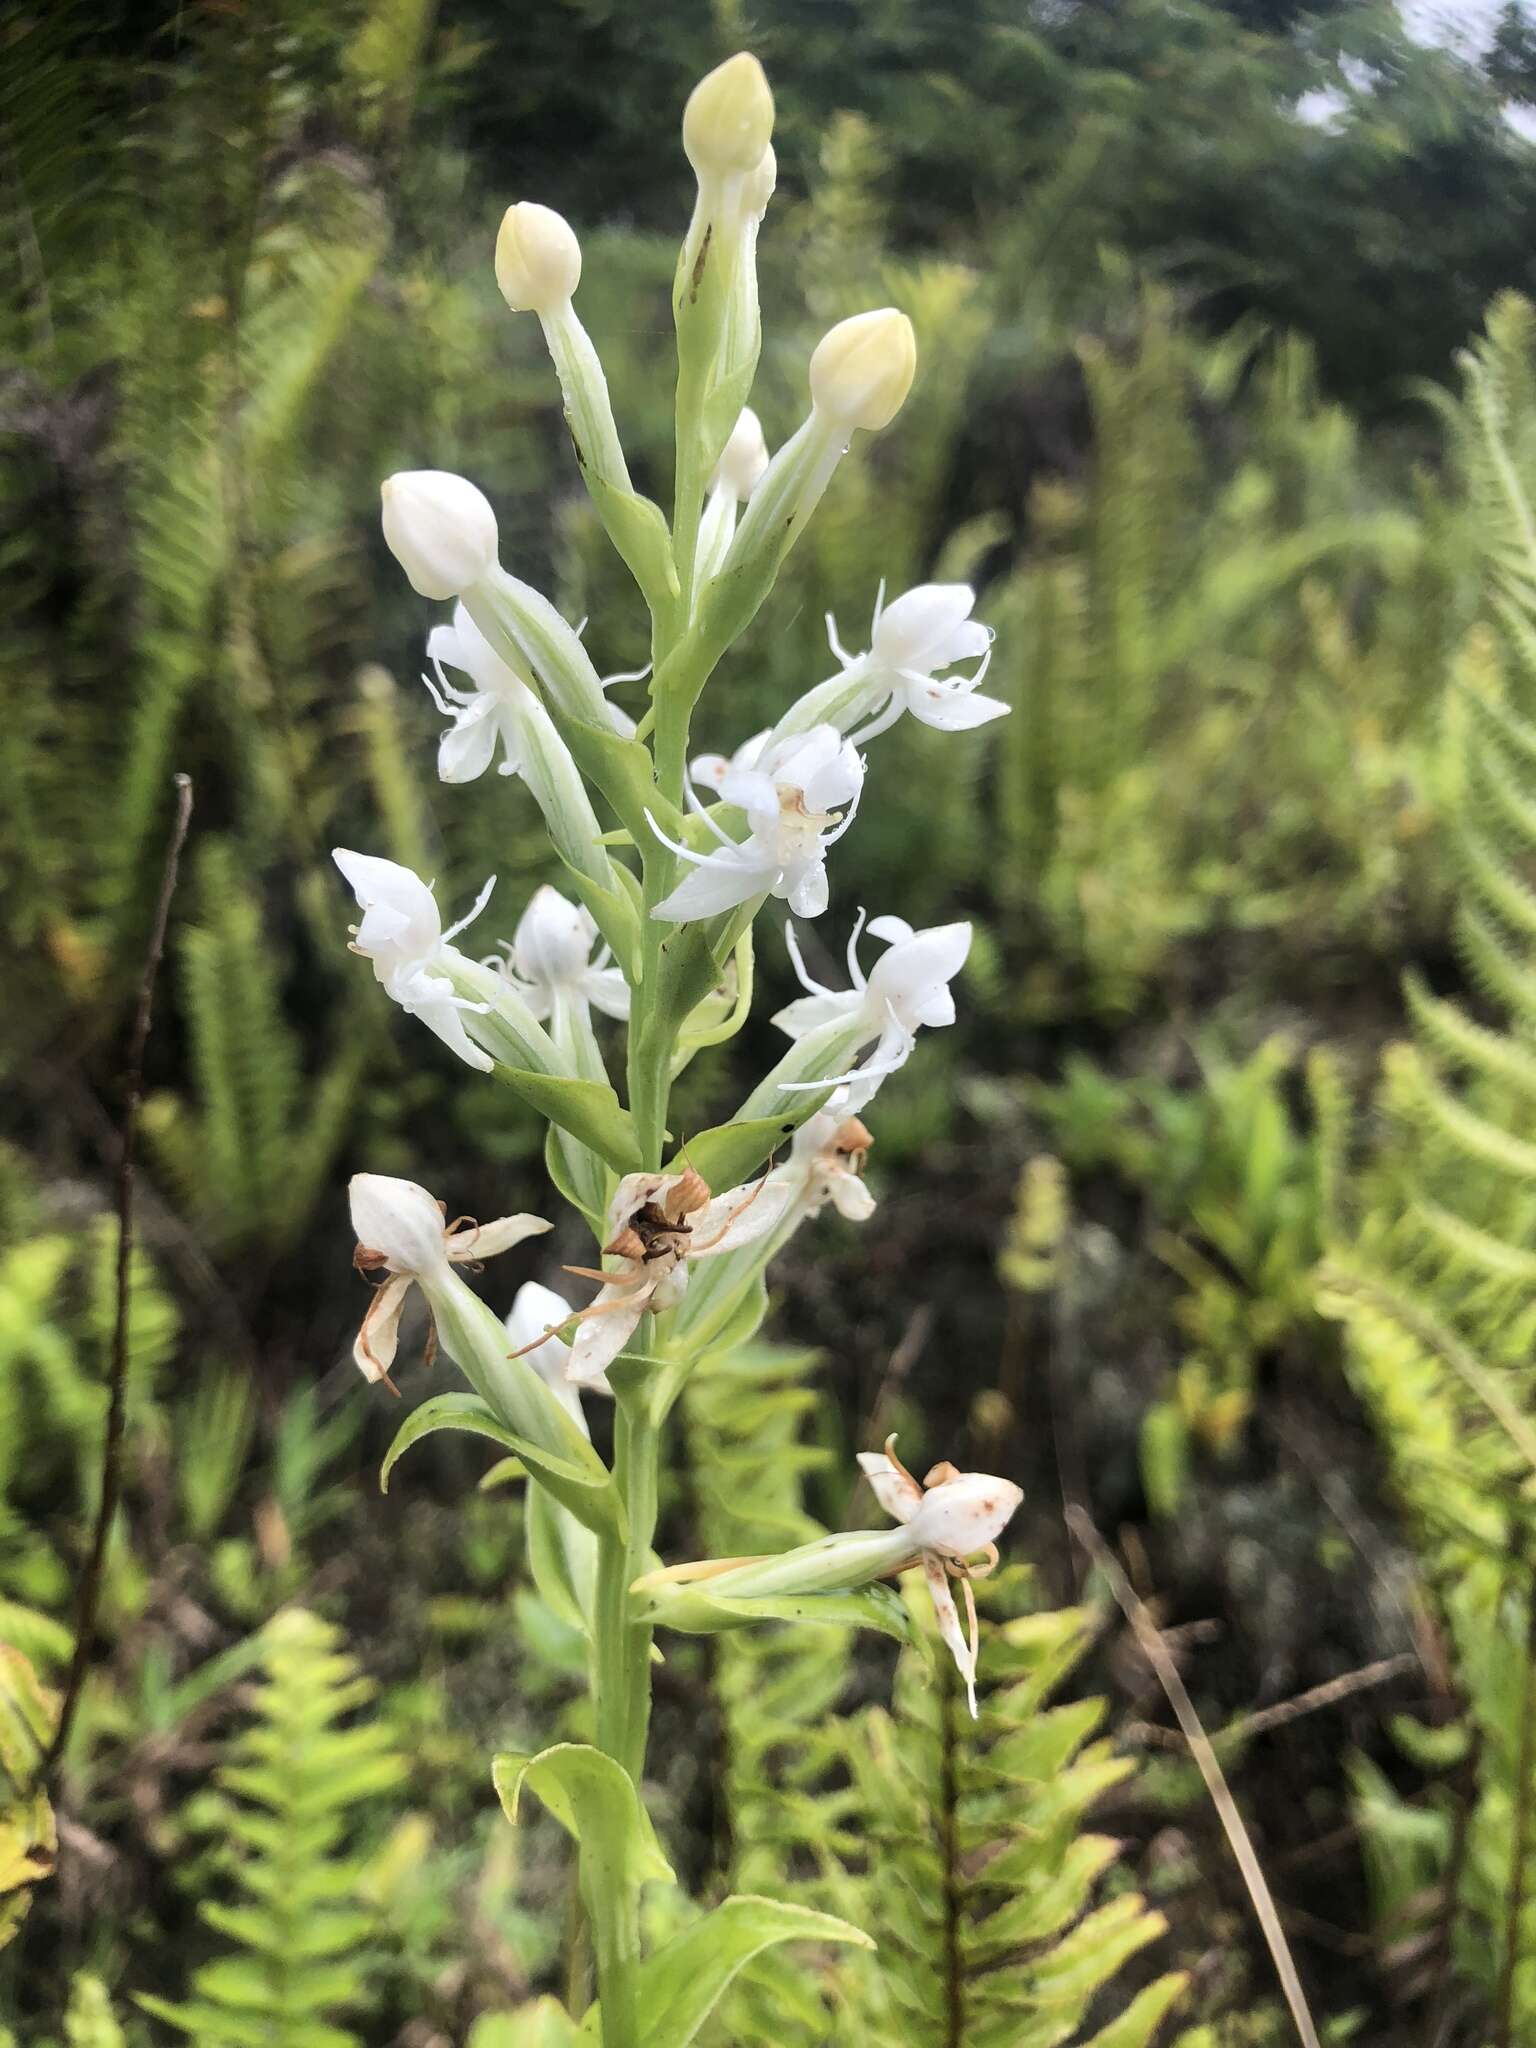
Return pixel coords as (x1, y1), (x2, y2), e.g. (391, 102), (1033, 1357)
(866, 913), (915, 945)
(783, 861), (829, 919)
(870, 584), (975, 672)
(771, 990), (861, 1039)
(514, 885), (594, 987)
(857, 1450), (922, 1523)
(652, 852), (774, 924)
(923, 1554), (980, 1718)
(687, 1177), (792, 1257)
(452, 1212), (552, 1260)
(826, 1170), (876, 1222)
(354, 1271), (414, 1381)
(334, 849), (443, 962)
(582, 967), (632, 1020)
(908, 686), (1010, 733)
(908, 1471), (1023, 1557)
(414, 992), (495, 1072)
(718, 765), (779, 816)
(350, 1175), (449, 1276)
(505, 1281), (593, 1423)
(568, 1287), (649, 1386)
(437, 699), (501, 783)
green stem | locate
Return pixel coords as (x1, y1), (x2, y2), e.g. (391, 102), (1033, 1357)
(588, 1374), (663, 2043)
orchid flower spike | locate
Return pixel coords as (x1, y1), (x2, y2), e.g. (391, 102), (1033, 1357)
(772, 1083), (877, 1225)
(858, 1437), (1023, 1716)
(333, 849), (498, 1072)
(649, 725), (864, 924)
(773, 911), (971, 1091)
(522, 1168), (790, 1389)
(424, 602), (633, 783)
(504, 1280), (605, 1421)
(491, 884), (629, 1023)
(823, 583), (1005, 744)
(349, 1174), (549, 1390)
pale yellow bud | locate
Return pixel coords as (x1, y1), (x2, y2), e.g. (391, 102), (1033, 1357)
(808, 309), (917, 434)
(683, 53), (774, 178)
(495, 201), (582, 314)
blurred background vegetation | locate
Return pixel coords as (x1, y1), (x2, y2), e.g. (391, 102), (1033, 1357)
(10, 0), (1536, 2040)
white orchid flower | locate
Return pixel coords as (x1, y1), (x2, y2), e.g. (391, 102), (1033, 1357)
(857, 1437), (1023, 1716)
(349, 1174), (550, 1388)
(771, 1084), (877, 1224)
(333, 849), (497, 1073)
(772, 911), (971, 1091)
(504, 1280), (606, 1420)
(515, 1168), (789, 1389)
(772, 582), (1003, 746)
(491, 884), (629, 1024)
(648, 724), (864, 924)
(423, 602), (635, 785)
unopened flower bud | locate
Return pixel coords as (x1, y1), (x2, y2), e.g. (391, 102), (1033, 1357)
(712, 407), (769, 501)
(380, 471), (498, 600)
(683, 53), (774, 178)
(809, 309), (917, 434)
(496, 201), (582, 315)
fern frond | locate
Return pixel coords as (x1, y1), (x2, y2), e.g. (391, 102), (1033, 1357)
(139, 1608), (405, 2048)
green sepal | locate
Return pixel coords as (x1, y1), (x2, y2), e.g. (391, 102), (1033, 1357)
(525, 1483), (596, 1635)
(544, 1122), (605, 1238)
(631, 1575), (916, 1644)
(493, 1742), (674, 1892)
(582, 472), (679, 614)
(664, 1112), (802, 1193)
(492, 1066), (642, 1175)
(560, 719), (680, 852)
(577, 1895), (874, 2047)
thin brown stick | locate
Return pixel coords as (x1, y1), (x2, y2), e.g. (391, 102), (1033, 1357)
(45, 774), (193, 1780)
(1065, 1506), (1323, 2048)
(1124, 1652), (1419, 1750)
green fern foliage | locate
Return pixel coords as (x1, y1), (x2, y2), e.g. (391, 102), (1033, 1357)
(685, 1347), (1183, 2046)
(139, 1607), (406, 2047)
(1319, 293), (1536, 2033)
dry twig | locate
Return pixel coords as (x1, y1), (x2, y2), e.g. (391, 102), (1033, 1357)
(1066, 1504), (1323, 2048)
(46, 773), (193, 1779)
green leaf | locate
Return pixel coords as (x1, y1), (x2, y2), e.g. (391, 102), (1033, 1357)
(468, 1998), (580, 2047)
(493, 1743), (674, 1911)
(633, 1576), (917, 1645)
(630, 1895), (873, 2047)
(558, 717), (679, 852)
(664, 1111), (810, 1193)
(491, 1067), (641, 1175)
(381, 1395), (615, 1543)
